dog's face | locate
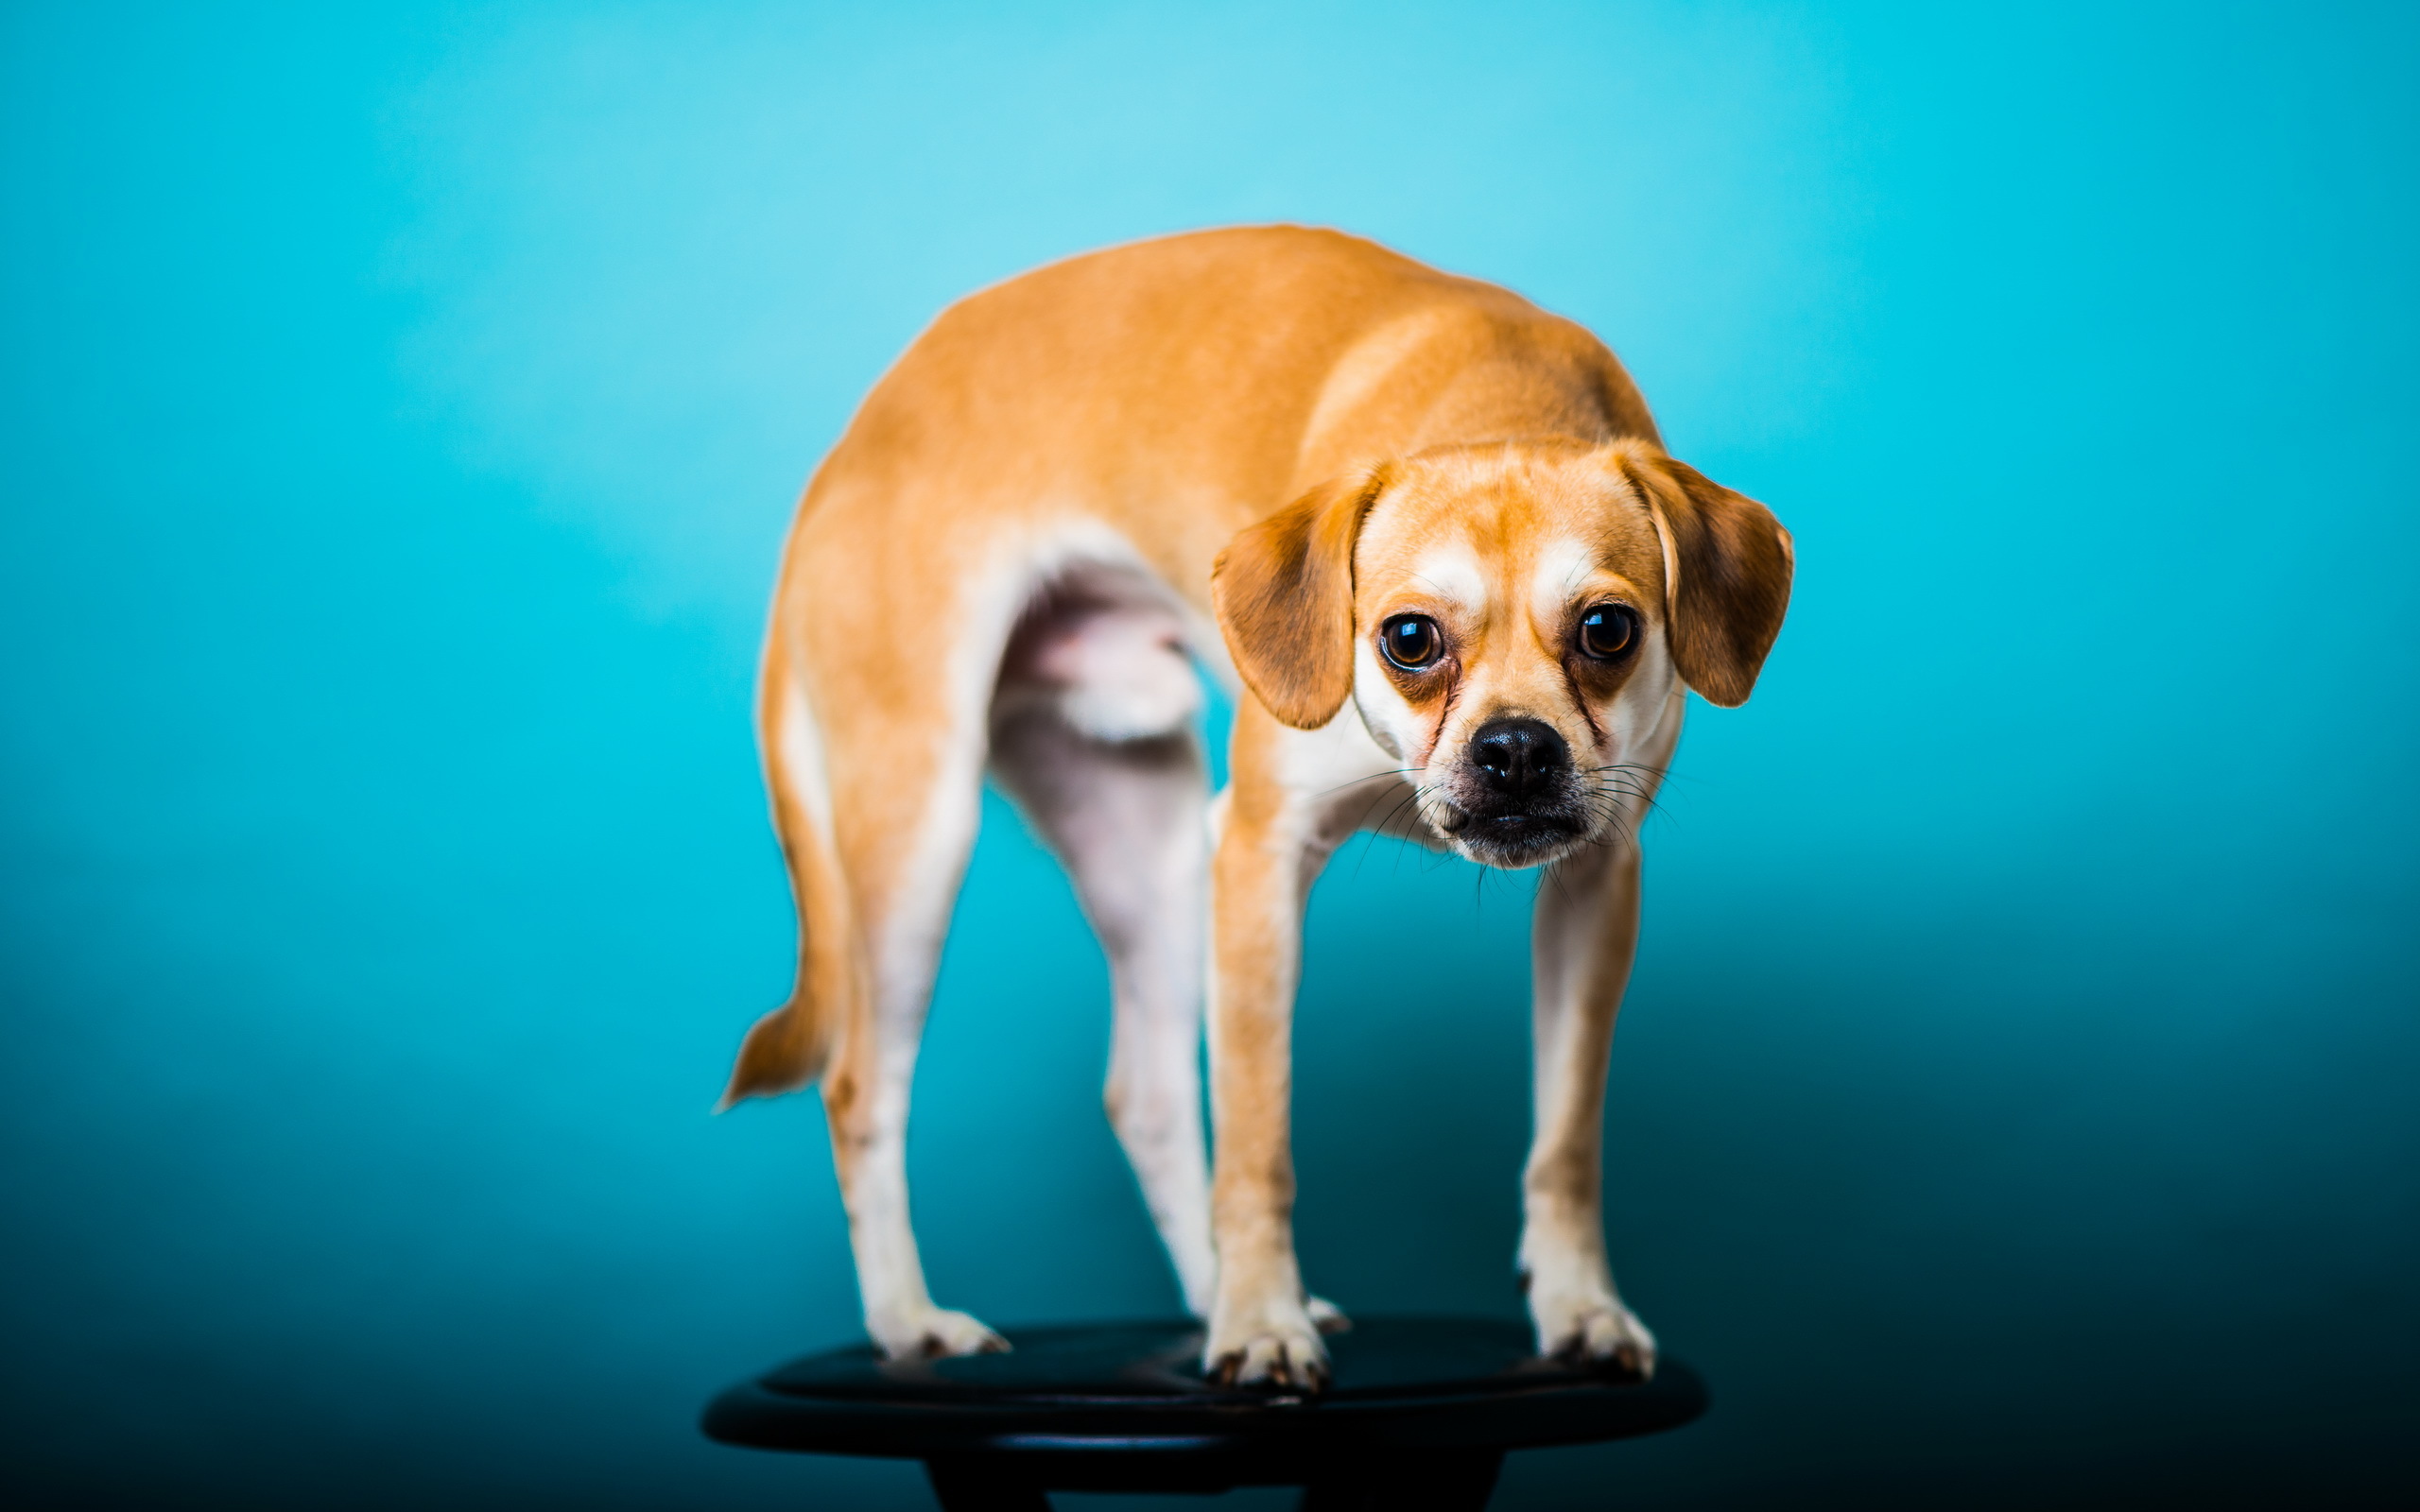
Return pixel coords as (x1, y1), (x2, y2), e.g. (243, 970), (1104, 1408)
(1346, 449), (1679, 867)
(1214, 438), (1792, 869)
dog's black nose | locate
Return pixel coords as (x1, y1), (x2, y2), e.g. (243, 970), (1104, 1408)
(1469, 718), (1568, 799)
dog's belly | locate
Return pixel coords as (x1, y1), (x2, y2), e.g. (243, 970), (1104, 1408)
(994, 559), (1202, 745)
(975, 533), (1436, 856)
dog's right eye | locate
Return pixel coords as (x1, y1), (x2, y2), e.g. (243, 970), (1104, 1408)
(1380, 615), (1443, 670)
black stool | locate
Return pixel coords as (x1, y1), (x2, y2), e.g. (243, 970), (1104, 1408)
(702, 1315), (1707, 1510)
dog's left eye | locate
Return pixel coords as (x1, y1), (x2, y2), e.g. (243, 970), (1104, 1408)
(1380, 614), (1443, 670)
(1577, 604), (1639, 661)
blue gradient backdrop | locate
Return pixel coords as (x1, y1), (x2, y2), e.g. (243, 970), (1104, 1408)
(4, 4), (2414, 1508)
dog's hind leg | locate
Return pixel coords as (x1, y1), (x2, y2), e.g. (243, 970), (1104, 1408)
(836, 689), (1011, 1359)
(991, 593), (1219, 1316)
(736, 603), (1006, 1360)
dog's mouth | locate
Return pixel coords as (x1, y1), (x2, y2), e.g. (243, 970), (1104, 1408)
(1432, 803), (1590, 868)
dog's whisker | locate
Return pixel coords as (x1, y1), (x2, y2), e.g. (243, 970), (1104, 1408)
(1336, 786), (1411, 882)
(1312, 767), (1426, 800)
(1347, 785), (1428, 884)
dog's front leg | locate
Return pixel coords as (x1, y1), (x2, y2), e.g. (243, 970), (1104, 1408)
(1201, 718), (1332, 1388)
(1519, 836), (1657, 1375)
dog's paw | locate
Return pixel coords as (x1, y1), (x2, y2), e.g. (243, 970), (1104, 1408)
(871, 1304), (1009, 1361)
(1204, 1298), (1330, 1390)
(1305, 1294), (1352, 1334)
(1532, 1296), (1656, 1379)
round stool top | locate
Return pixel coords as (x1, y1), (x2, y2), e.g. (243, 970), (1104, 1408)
(703, 1315), (1707, 1467)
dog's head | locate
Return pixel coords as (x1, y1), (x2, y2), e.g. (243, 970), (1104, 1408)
(1213, 438), (1792, 868)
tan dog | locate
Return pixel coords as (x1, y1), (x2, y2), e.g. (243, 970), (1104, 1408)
(721, 226), (1791, 1388)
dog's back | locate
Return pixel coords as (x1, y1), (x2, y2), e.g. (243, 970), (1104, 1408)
(776, 226), (1659, 627)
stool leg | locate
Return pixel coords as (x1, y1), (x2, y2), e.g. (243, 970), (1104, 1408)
(1298, 1451), (1503, 1512)
(924, 1456), (1052, 1512)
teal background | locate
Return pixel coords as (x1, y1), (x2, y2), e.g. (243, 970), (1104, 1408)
(4, 2), (2414, 1507)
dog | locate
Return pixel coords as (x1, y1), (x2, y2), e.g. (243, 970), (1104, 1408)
(720, 225), (1791, 1388)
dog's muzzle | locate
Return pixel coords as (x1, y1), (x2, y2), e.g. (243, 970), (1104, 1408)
(1435, 717), (1590, 867)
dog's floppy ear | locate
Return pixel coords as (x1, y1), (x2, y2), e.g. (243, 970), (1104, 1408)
(1611, 444), (1794, 708)
(1212, 467), (1388, 730)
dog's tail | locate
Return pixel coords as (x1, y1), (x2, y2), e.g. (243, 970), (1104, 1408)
(719, 990), (831, 1108)
(717, 671), (856, 1110)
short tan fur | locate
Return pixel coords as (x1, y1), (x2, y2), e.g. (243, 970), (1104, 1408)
(722, 226), (1791, 1383)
